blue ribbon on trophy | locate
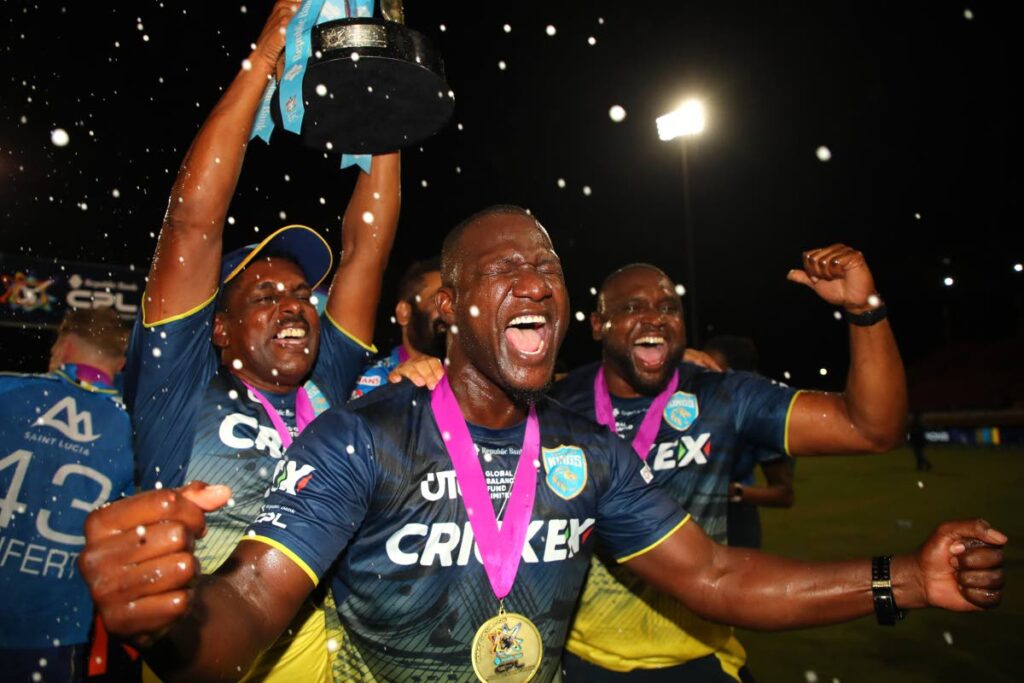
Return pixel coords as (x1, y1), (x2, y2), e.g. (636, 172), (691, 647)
(250, 0), (453, 169)
(251, 0), (374, 173)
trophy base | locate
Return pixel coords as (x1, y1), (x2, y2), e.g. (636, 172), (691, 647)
(271, 19), (454, 154)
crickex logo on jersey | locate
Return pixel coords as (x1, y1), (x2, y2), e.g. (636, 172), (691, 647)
(219, 414), (284, 457)
(35, 397), (101, 443)
(268, 459), (315, 496)
(650, 433), (712, 470)
(386, 517), (596, 567)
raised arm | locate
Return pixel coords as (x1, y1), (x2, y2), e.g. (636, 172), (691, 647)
(784, 244), (908, 455)
(625, 516), (1005, 631)
(324, 151), (401, 344)
(144, 1), (298, 323)
(730, 458), (794, 508)
(78, 484), (313, 683)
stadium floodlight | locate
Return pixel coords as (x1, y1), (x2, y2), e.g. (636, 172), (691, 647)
(656, 99), (706, 141)
(656, 96), (707, 343)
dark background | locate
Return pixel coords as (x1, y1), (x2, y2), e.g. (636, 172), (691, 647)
(2, 1), (1021, 405)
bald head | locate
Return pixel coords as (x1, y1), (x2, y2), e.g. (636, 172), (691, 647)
(441, 205), (537, 288)
(597, 263), (672, 314)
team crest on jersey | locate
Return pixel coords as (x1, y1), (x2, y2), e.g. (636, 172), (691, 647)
(663, 391), (699, 432)
(542, 445), (587, 500)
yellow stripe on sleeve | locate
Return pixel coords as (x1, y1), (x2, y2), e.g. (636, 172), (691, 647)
(782, 390), (805, 457)
(615, 514), (691, 564)
(241, 535), (320, 586)
(324, 310), (378, 353)
(141, 289), (219, 328)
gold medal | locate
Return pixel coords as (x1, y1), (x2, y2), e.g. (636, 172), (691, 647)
(470, 608), (543, 683)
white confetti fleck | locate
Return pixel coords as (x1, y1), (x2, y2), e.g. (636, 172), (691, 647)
(582, 185), (592, 196)
(815, 145), (832, 162)
(469, 305), (480, 317)
(1014, 263), (1023, 272)
(421, 179), (428, 188)
(943, 276), (954, 287)
(914, 212), (922, 220)
(228, 389), (239, 400)
(575, 311), (585, 321)
(112, 188), (121, 198)
(545, 25), (556, 36)
(503, 24), (511, 33)
(136, 525), (146, 537)
(362, 211), (374, 224)
(232, 359), (244, 370)
(674, 284), (686, 296)
(242, 59), (252, 71)
(917, 481), (925, 489)
(227, 498), (236, 507)
(963, 8), (974, 20)
(589, 286), (597, 295)
(316, 83), (328, 96)
(783, 371), (791, 380)
(833, 310), (843, 320)
(943, 630), (954, 645)
(152, 348), (162, 358)
(588, 36), (597, 46)
(154, 482), (164, 490)
(609, 105), (626, 122)
(38, 659), (47, 668)
(350, 51), (360, 62)
(327, 638), (339, 652)
(804, 671), (819, 683)
(867, 294), (881, 308)
(819, 368), (828, 376)
(498, 60), (507, 71)
(50, 128), (70, 147)
(557, 178), (566, 189)
(346, 445), (355, 454)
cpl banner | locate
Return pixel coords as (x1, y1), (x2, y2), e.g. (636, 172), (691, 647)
(0, 253), (145, 329)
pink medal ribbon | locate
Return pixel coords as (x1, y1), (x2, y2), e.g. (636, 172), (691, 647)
(430, 376), (539, 600)
(240, 380), (316, 449)
(593, 366), (679, 459)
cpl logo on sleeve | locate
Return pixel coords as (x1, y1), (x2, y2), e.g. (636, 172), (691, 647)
(663, 391), (699, 432)
(541, 446), (588, 500)
(271, 459), (315, 495)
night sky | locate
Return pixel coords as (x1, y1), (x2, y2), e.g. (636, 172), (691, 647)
(2, 1), (1021, 395)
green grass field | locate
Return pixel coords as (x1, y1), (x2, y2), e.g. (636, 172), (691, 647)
(738, 446), (1024, 682)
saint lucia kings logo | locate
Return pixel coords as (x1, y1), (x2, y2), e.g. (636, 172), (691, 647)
(35, 397), (101, 442)
(663, 391), (699, 432)
(270, 459), (315, 496)
(542, 446), (587, 500)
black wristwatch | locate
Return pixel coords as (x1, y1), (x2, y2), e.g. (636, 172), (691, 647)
(844, 302), (888, 326)
(871, 555), (906, 626)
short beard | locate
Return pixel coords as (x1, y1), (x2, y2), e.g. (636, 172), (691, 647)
(505, 380), (553, 408)
(407, 305), (447, 358)
(619, 353), (679, 397)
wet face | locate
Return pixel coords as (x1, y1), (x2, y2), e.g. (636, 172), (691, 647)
(404, 270), (447, 358)
(213, 257), (320, 390)
(593, 267), (686, 395)
(438, 213), (569, 401)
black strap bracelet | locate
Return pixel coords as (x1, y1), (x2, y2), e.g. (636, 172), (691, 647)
(871, 555), (906, 626)
(845, 302), (888, 326)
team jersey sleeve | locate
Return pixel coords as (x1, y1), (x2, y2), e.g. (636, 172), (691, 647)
(727, 371), (799, 456)
(349, 362), (391, 400)
(123, 294), (219, 488)
(592, 431), (691, 563)
(244, 406), (377, 583)
(312, 312), (378, 406)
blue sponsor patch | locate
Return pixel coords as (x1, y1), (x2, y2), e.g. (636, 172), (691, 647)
(542, 445), (588, 500)
(663, 391), (699, 432)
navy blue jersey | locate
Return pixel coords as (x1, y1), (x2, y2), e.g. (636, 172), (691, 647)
(123, 297), (373, 571)
(551, 361), (797, 543)
(0, 367), (134, 648)
(553, 361), (798, 671)
(247, 381), (690, 682)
